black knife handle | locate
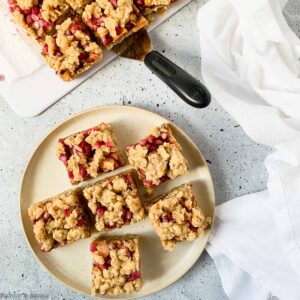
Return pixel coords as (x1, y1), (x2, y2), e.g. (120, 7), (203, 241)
(144, 51), (211, 108)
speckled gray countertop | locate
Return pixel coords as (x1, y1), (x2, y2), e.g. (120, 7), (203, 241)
(1, 0), (298, 299)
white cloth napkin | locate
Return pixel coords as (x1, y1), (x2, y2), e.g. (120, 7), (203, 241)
(0, 2), (44, 84)
(197, 0), (300, 299)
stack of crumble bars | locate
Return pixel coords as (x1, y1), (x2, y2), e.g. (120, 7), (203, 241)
(7, 0), (175, 81)
(27, 122), (211, 296)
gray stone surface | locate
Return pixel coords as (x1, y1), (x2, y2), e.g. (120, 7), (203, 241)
(3, 0), (298, 298)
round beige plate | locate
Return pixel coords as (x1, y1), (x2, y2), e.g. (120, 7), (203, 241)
(20, 106), (215, 299)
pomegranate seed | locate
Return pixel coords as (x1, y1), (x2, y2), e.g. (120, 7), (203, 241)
(97, 207), (105, 217)
(94, 140), (104, 148)
(59, 154), (68, 165)
(154, 138), (163, 145)
(138, 168), (145, 176)
(109, 0), (117, 6)
(127, 271), (141, 281)
(68, 171), (74, 180)
(64, 208), (70, 217)
(149, 144), (158, 151)
(110, 152), (119, 160)
(24, 8), (32, 15)
(115, 26), (122, 35)
(147, 135), (155, 143)
(7, 0), (15, 5)
(126, 173), (134, 184)
(161, 132), (168, 140)
(32, 7), (39, 15)
(70, 24), (81, 34)
(26, 15), (33, 24)
(90, 242), (97, 252)
(105, 141), (114, 147)
(77, 219), (84, 227)
(136, 0), (143, 5)
(138, 139), (148, 146)
(33, 21), (40, 30)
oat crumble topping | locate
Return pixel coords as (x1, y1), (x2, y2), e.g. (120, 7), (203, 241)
(82, 0), (148, 48)
(90, 236), (142, 296)
(126, 123), (188, 191)
(83, 171), (145, 231)
(148, 184), (210, 251)
(28, 189), (91, 252)
(57, 123), (124, 184)
(41, 0), (70, 22)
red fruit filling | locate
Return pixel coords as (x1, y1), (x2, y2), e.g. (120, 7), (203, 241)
(127, 271), (141, 281)
(126, 173), (134, 184)
(90, 242), (97, 252)
(64, 208), (70, 217)
(122, 208), (132, 221)
(77, 219), (84, 227)
(102, 35), (112, 47)
(160, 212), (173, 222)
(96, 206), (105, 217)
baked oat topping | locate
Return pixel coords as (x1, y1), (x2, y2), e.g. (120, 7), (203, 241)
(83, 171), (145, 231)
(134, 0), (172, 15)
(57, 123), (124, 184)
(125, 123), (188, 192)
(82, 0), (148, 48)
(28, 189), (91, 252)
(41, 0), (69, 22)
(148, 184), (210, 251)
(65, 0), (91, 11)
(90, 236), (142, 296)
(8, 0), (56, 40)
(42, 17), (102, 81)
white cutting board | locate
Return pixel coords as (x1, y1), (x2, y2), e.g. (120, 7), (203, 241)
(0, 0), (191, 118)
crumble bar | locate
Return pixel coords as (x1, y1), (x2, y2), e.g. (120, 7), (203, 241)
(28, 189), (91, 252)
(125, 123), (188, 192)
(82, 0), (148, 49)
(148, 184), (210, 251)
(90, 235), (142, 296)
(42, 16), (102, 81)
(57, 122), (124, 184)
(8, 0), (70, 41)
(134, 0), (172, 16)
(83, 171), (145, 231)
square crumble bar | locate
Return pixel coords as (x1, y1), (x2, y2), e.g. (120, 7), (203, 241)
(125, 123), (188, 192)
(134, 0), (172, 16)
(42, 16), (102, 81)
(147, 184), (210, 251)
(82, 0), (148, 49)
(8, 0), (70, 42)
(56, 123), (124, 184)
(83, 171), (145, 231)
(28, 189), (91, 252)
(90, 235), (142, 296)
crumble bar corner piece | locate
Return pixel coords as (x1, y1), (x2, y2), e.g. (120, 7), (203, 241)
(125, 123), (188, 193)
(27, 189), (91, 252)
(148, 184), (210, 251)
(90, 235), (142, 296)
